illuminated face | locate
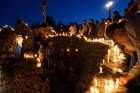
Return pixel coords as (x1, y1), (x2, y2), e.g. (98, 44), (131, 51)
(113, 28), (128, 45)
(112, 28), (136, 53)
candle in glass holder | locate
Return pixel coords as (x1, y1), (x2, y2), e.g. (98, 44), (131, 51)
(94, 78), (98, 86)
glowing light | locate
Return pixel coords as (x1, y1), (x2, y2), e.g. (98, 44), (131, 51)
(36, 62), (42, 68)
(43, 32), (126, 93)
(66, 48), (70, 52)
(25, 23), (28, 26)
(25, 36), (28, 39)
(75, 48), (79, 52)
(3, 25), (8, 28)
(99, 66), (103, 73)
(105, 1), (113, 8)
(24, 53), (37, 59)
(94, 78), (98, 86)
(89, 78), (121, 93)
(45, 33), (116, 46)
(62, 32), (65, 36)
(76, 34), (82, 39)
(113, 45), (119, 63)
(115, 78), (119, 89)
(113, 67), (123, 73)
(16, 35), (23, 47)
(34, 54), (38, 58)
(102, 59), (105, 65)
(107, 49), (111, 63)
(118, 19), (124, 23)
(11, 27), (15, 31)
(105, 79), (114, 93)
(90, 86), (99, 93)
(36, 57), (41, 62)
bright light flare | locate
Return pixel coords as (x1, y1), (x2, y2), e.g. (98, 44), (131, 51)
(36, 62), (42, 68)
(105, 1), (113, 8)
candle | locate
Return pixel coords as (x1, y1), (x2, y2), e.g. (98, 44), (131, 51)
(99, 66), (103, 73)
(105, 80), (110, 93)
(16, 35), (23, 47)
(90, 86), (99, 93)
(113, 67), (117, 73)
(102, 59), (105, 65)
(115, 79), (119, 89)
(105, 79), (114, 93)
(107, 49), (111, 63)
(63, 32), (65, 36)
(66, 48), (70, 52)
(75, 48), (79, 52)
(36, 62), (42, 68)
(94, 78), (98, 86)
(36, 57), (41, 62)
(25, 36), (28, 39)
(113, 45), (118, 64)
(94, 39), (97, 42)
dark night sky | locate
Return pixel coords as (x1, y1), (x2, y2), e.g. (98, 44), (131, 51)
(0, 0), (130, 26)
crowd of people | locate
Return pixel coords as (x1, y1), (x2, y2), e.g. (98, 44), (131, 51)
(40, 0), (140, 92)
(34, 0), (140, 92)
(0, 0), (140, 93)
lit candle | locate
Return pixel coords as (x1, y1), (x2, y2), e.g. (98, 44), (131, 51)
(94, 78), (98, 86)
(105, 79), (114, 93)
(117, 48), (120, 56)
(99, 66), (103, 73)
(59, 33), (62, 36)
(90, 86), (99, 93)
(63, 32), (65, 36)
(102, 59), (105, 65)
(66, 48), (70, 52)
(75, 48), (79, 52)
(107, 49), (111, 63)
(16, 35), (23, 47)
(105, 80), (109, 93)
(25, 36), (28, 39)
(34, 54), (38, 58)
(36, 62), (42, 68)
(114, 45), (118, 64)
(115, 78), (119, 89)
(114, 67), (117, 72)
(36, 57), (41, 62)
(56, 33), (58, 36)
(108, 80), (114, 89)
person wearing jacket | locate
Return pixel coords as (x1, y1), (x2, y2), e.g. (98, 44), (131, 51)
(106, 3), (140, 92)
